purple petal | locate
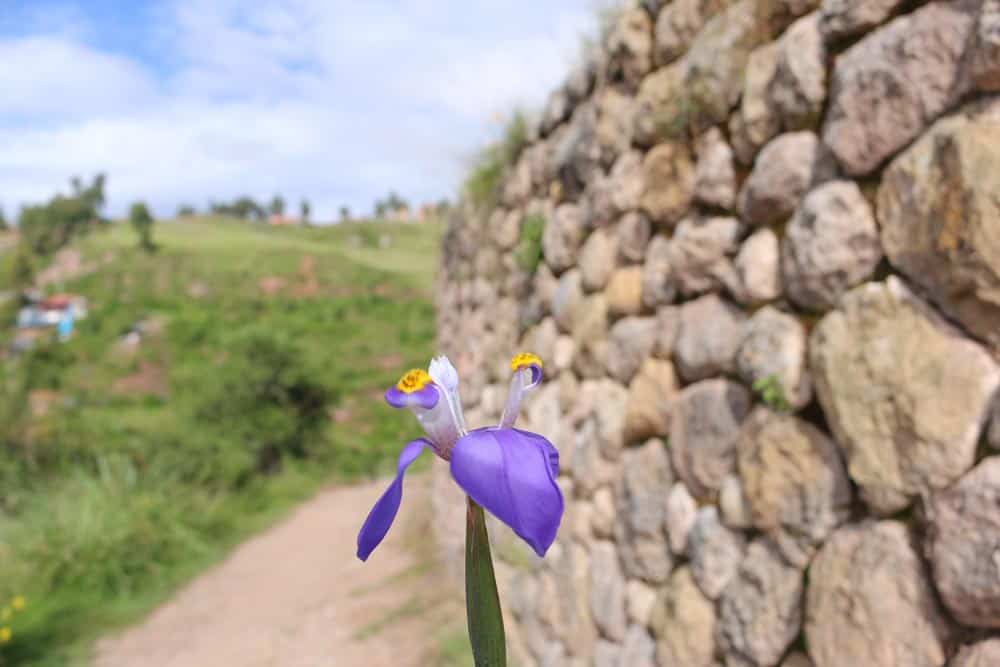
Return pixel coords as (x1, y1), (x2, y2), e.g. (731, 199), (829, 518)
(356, 438), (429, 561)
(527, 363), (543, 386)
(449, 427), (564, 557)
(384, 384), (439, 410)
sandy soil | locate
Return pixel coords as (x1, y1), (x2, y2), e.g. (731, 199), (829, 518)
(94, 473), (463, 667)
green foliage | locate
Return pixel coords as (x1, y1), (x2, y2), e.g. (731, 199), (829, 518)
(515, 213), (546, 273)
(300, 199), (311, 223)
(128, 201), (155, 253)
(339, 206), (351, 222)
(0, 218), (440, 665)
(7, 245), (36, 289)
(373, 191), (408, 218)
(210, 196), (265, 220)
(269, 195), (286, 217)
(175, 204), (196, 218)
(18, 174), (106, 256)
(0, 205), (8, 231)
(753, 374), (791, 412)
(462, 110), (529, 210)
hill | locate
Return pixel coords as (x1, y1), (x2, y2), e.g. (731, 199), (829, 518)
(0, 217), (441, 666)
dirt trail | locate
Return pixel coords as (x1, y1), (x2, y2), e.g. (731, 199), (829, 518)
(95, 474), (462, 667)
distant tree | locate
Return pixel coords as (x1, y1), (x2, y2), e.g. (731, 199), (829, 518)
(269, 195), (286, 217)
(435, 199), (452, 217)
(176, 204), (196, 218)
(0, 205), (7, 230)
(18, 174), (106, 255)
(9, 244), (35, 288)
(300, 199), (311, 224)
(129, 201), (156, 252)
(339, 206), (350, 223)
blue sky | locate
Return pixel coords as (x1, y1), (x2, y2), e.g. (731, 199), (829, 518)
(0, 1), (599, 220)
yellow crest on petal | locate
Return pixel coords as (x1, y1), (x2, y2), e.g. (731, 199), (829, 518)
(510, 352), (543, 373)
(396, 368), (432, 394)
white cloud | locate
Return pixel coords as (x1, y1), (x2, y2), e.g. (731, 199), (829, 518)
(0, 0), (600, 220)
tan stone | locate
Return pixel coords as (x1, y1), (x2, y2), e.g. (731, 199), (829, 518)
(639, 141), (696, 226)
(651, 567), (718, 667)
(624, 358), (680, 443)
(606, 266), (645, 317)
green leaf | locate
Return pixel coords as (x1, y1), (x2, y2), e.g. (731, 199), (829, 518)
(465, 497), (507, 666)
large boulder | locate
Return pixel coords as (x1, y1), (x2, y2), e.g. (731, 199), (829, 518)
(675, 294), (747, 382)
(614, 438), (675, 583)
(810, 277), (1000, 514)
(668, 216), (744, 297)
(783, 180), (883, 311)
(717, 540), (804, 667)
(928, 457), (1000, 628)
(821, 1), (977, 176)
(806, 521), (952, 667)
(738, 131), (821, 226)
(650, 566), (718, 667)
(671, 378), (752, 497)
(738, 408), (852, 567)
(736, 306), (812, 410)
(878, 99), (1000, 353)
(639, 141), (696, 226)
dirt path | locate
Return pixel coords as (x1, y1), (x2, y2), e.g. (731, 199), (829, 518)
(95, 473), (463, 667)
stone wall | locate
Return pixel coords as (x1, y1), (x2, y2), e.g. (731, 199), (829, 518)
(433, 1), (1000, 665)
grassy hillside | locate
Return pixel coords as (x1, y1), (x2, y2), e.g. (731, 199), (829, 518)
(0, 218), (441, 666)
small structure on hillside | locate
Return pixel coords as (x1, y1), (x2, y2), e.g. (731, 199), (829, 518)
(13, 293), (89, 350)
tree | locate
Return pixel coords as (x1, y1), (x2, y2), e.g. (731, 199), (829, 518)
(0, 205), (7, 231)
(176, 204), (196, 218)
(129, 201), (156, 252)
(269, 195), (285, 217)
(339, 206), (350, 223)
(18, 174), (106, 255)
(300, 199), (311, 224)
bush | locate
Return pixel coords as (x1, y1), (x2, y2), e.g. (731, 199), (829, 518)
(515, 214), (546, 273)
(128, 202), (155, 252)
(18, 174), (106, 256)
(462, 111), (529, 210)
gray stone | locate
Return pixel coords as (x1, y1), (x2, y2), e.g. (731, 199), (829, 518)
(553, 336), (575, 373)
(571, 418), (619, 497)
(818, 0), (908, 42)
(606, 266), (645, 318)
(734, 228), (782, 304)
(541, 88), (571, 136)
(719, 474), (753, 529)
(929, 457), (1000, 628)
(609, 150), (645, 214)
(639, 141), (696, 226)
(503, 156), (533, 209)
(736, 306), (811, 410)
(806, 521), (951, 667)
(694, 126), (737, 211)
(641, 235), (676, 309)
(551, 540), (598, 656)
(566, 53), (597, 103)
(552, 269), (584, 333)
(524, 318), (559, 371)
(951, 639), (1000, 667)
(668, 215), (744, 297)
(617, 211), (651, 264)
(821, 1), (977, 176)
(878, 99), (1000, 353)
(651, 567), (718, 667)
(553, 103), (603, 198)
(633, 62), (687, 147)
(675, 294), (747, 382)
(810, 277), (1000, 514)
(594, 640), (622, 667)
(571, 294), (609, 378)
(569, 497), (594, 542)
(607, 316), (659, 384)
(592, 486), (616, 538)
(717, 540), (804, 667)
(596, 86), (637, 166)
(784, 180), (882, 311)
(579, 228), (619, 292)
(666, 482), (698, 554)
(655, 0), (730, 66)
(739, 408), (852, 567)
(585, 172), (617, 230)
(615, 438), (674, 583)
(593, 379), (630, 460)
(689, 506), (747, 599)
(627, 579), (658, 628)
(654, 305), (681, 359)
(671, 379), (752, 498)
(735, 42), (781, 158)
(738, 131), (819, 226)
(491, 208), (521, 249)
(621, 624), (656, 667)
(543, 203), (585, 274)
(606, 6), (655, 89)
(770, 12), (826, 131)
(624, 358), (680, 443)
(591, 541), (628, 641)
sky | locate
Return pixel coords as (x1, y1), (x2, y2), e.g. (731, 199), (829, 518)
(0, 0), (600, 221)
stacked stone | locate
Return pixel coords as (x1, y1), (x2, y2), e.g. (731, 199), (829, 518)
(435, 0), (1000, 665)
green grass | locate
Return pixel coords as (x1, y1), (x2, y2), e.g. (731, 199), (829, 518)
(0, 217), (442, 665)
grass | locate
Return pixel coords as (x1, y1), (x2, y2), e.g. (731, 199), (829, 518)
(0, 216), (442, 666)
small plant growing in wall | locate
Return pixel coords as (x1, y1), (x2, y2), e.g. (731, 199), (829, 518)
(515, 214), (546, 274)
(753, 374), (791, 412)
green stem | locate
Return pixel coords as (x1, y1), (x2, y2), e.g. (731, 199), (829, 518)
(465, 497), (507, 667)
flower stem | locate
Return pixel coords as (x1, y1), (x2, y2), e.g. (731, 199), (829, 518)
(465, 497), (506, 666)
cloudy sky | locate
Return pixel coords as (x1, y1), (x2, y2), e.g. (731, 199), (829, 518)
(0, 0), (600, 221)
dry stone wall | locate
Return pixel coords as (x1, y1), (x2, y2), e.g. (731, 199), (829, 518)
(433, 1), (1000, 665)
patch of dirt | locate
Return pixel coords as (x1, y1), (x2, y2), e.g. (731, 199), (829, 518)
(28, 389), (60, 418)
(258, 276), (287, 296)
(112, 361), (169, 398)
(94, 474), (462, 667)
(35, 248), (98, 287)
(187, 282), (210, 299)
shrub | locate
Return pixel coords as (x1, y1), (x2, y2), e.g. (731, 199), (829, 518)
(753, 374), (791, 412)
(462, 110), (529, 210)
(515, 214), (546, 273)
(128, 202), (156, 253)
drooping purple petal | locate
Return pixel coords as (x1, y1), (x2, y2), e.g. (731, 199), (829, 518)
(356, 438), (429, 561)
(449, 427), (564, 557)
(384, 384), (439, 410)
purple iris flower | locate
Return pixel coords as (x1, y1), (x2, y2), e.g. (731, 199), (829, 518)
(357, 353), (563, 561)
